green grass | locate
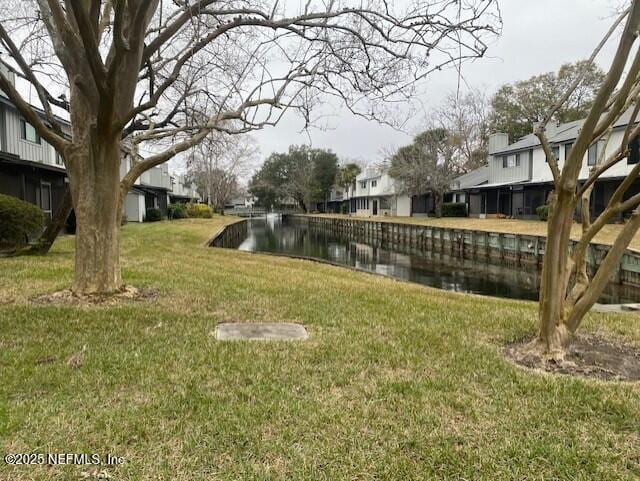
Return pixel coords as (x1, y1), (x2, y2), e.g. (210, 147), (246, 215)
(1, 218), (639, 480)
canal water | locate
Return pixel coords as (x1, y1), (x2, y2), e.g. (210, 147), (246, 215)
(237, 215), (640, 304)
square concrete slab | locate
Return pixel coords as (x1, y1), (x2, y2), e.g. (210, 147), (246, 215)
(215, 322), (309, 341)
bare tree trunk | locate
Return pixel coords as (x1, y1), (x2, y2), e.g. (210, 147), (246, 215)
(434, 192), (443, 218)
(67, 135), (124, 296)
(23, 187), (72, 255)
(536, 190), (576, 356)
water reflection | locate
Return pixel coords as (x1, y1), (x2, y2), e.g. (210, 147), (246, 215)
(238, 216), (639, 303)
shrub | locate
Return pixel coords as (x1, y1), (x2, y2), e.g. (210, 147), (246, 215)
(442, 202), (467, 217)
(340, 203), (348, 214)
(536, 204), (549, 221)
(0, 193), (44, 249)
(168, 203), (188, 220)
(186, 203), (213, 218)
(144, 207), (162, 222)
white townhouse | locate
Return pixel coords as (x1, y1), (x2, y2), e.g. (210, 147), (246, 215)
(348, 165), (411, 217)
(453, 109), (640, 220)
(169, 173), (200, 204)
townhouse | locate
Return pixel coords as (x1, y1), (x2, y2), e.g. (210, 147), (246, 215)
(169, 173), (200, 204)
(347, 166), (412, 217)
(455, 110), (640, 219)
(0, 64), (199, 225)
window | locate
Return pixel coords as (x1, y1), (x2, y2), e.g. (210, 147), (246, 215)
(588, 143), (598, 166)
(515, 153), (521, 167)
(371, 180), (377, 188)
(546, 146), (560, 163)
(55, 151), (64, 166)
(502, 155), (508, 168)
(20, 119), (41, 144)
(565, 143), (573, 159)
(629, 136), (640, 165)
(360, 181), (367, 189)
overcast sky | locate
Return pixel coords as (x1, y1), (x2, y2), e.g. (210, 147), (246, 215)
(246, 0), (623, 170)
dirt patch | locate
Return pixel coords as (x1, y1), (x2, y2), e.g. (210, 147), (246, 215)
(31, 286), (159, 306)
(504, 334), (640, 381)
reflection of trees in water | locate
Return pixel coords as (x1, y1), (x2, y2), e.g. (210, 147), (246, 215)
(242, 218), (639, 303)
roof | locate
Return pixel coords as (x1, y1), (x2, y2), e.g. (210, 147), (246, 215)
(491, 108), (639, 156)
(451, 165), (490, 190)
(0, 152), (67, 174)
(0, 93), (71, 129)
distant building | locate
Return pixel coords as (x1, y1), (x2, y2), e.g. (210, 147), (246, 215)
(348, 166), (411, 217)
(169, 174), (200, 204)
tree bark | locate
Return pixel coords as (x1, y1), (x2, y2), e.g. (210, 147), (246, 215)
(536, 190), (577, 356)
(67, 133), (125, 296)
(23, 187), (73, 255)
(434, 192), (443, 218)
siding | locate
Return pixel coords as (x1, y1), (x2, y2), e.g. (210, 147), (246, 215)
(489, 150), (531, 184)
(3, 105), (56, 165)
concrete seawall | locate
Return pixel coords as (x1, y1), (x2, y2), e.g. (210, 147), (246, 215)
(206, 218), (248, 248)
(294, 215), (640, 288)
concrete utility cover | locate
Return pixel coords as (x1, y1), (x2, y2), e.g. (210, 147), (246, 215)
(215, 322), (309, 341)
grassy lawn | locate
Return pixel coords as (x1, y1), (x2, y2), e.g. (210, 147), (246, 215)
(1, 218), (640, 480)
(308, 213), (640, 251)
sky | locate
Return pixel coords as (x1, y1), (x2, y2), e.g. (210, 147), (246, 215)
(248, 0), (624, 169)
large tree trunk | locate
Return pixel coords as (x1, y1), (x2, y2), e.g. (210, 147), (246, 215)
(67, 134), (125, 296)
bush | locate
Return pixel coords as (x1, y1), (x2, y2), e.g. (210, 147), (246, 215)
(186, 203), (213, 218)
(442, 202), (467, 217)
(0, 193), (44, 249)
(144, 207), (162, 222)
(168, 203), (188, 220)
(536, 204), (549, 221)
(340, 203), (348, 214)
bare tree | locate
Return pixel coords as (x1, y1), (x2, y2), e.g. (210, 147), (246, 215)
(186, 132), (258, 212)
(436, 88), (491, 170)
(533, 2), (640, 358)
(0, 0), (500, 295)
(389, 128), (461, 217)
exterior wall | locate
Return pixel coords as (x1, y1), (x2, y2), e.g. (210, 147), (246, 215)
(0, 159), (66, 222)
(489, 149), (532, 184)
(3, 104), (59, 166)
(395, 195), (411, 216)
(124, 192), (145, 223)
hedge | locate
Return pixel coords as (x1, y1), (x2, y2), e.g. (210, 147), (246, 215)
(168, 203), (188, 220)
(0, 194), (44, 249)
(536, 204), (549, 221)
(442, 202), (467, 217)
(186, 203), (213, 218)
(144, 207), (162, 222)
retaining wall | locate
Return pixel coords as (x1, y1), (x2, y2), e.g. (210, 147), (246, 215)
(207, 218), (248, 248)
(294, 215), (640, 288)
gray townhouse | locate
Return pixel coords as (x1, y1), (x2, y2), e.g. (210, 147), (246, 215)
(0, 63), (198, 226)
(453, 109), (640, 219)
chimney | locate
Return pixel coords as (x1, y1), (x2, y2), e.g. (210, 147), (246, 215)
(488, 133), (509, 154)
